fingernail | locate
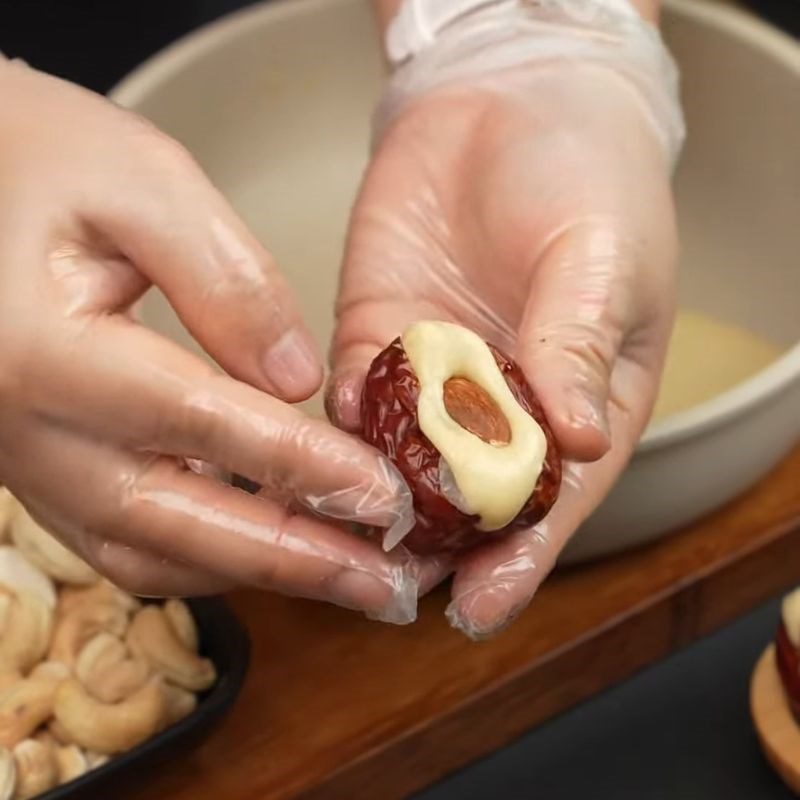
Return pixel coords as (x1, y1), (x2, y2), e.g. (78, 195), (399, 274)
(324, 372), (364, 432)
(445, 599), (490, 641)
(184, 458), (229, 482)
(568, 388), (610, 439)
(262, 329), (322, 399)
(332, 563), (419, 625)
(445, 596), (528, 641)
(368, 563), (419, 625)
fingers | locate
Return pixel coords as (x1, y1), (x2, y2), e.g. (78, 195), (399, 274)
(15, 426), (420, 624)
(29, 314), (413, 538)
(516, 220), (643, 462)
(445, 466), (611, 640)
(417, 556), (455, 597)
(445, 356), (657, 639)
(85, 130), (321, 402)
(327, 297), (442, 432)
(445, 465), (585, 640)
(80, 536), (234, 598)
(325, 328), (406, 435)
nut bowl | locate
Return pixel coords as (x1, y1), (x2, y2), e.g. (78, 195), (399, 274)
(110, 0), (800, 563)
(37, 597), (249, 800)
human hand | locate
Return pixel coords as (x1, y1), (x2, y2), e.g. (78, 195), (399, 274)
(327, 0), (685, 637)
(0, 59), (419, 623)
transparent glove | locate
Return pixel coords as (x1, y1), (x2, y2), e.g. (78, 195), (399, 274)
(327, 0), (685, 637)
(0, 59), (420, 624)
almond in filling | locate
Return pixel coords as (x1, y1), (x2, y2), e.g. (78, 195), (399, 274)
(401, 320), (546, 531)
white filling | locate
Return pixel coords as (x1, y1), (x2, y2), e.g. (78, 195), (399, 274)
(782, 587), (800, 647)
(402, 321), (547, 531)
(437, 458), (471, 515)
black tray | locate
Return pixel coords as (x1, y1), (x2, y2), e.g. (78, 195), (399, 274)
(40, 596), (250, 800)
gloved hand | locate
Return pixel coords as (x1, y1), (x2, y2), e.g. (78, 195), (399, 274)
(328, 0), (686, 637)
(0, 59), (420, 624)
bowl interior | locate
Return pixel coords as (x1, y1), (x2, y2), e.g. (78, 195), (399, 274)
(665, 4), (800, 346)
(117, 0), (800, 427)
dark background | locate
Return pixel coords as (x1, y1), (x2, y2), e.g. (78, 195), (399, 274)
(0, 0), (797, 94)
(1, 1), (798, 798)
(0, 0), (260, 93)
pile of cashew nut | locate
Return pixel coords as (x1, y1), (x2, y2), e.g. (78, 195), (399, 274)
(0, 488), (217, 800)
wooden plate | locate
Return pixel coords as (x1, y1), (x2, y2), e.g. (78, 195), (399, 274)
(751, 645), (800, 795)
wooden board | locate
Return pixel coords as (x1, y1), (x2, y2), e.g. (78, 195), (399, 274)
(122, 445), (800, 800)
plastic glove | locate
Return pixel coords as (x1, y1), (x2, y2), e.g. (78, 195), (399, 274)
(0, 59), (420, 624)
(327, 0), (685, 637)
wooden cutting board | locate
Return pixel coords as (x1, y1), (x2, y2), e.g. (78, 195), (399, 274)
(123, 445), (800, 800)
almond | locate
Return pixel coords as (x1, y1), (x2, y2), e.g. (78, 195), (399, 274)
(443, 377), (511, 446)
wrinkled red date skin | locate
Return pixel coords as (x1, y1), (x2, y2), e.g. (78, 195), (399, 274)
(775, 622), (800, 721)
(361, 337), (562, 556)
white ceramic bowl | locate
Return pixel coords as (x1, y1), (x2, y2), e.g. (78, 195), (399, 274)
(110, 0), (800, 563)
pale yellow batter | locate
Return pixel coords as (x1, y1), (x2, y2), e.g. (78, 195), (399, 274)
(652, 310), (784, 421)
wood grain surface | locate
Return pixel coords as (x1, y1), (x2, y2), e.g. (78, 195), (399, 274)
(121, 445), (800, 800)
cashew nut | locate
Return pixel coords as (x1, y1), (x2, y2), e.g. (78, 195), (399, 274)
(57, 580), (139, 620)
(0, 591), (53, 674)
(28, 661), (69, 684)
(84, 751), (109, 770)
(0, 492), (17, 545)
(9, 508), (98, 587)
(45, 720), (71, 747)
(75, 633), (150, 703)
(0, 676), (20, 697)
(163, 599), (198, 652)
(54, 745), (88, 784)
(0, 747), (15, 800)
(162, 684), (198, 727)
(0, 678), (60, 748)
(52, 677), (166, 755)
(0, 532), (209, 773)
(49, 601), (128, 665)
(12, 739), (57, 800)
(0, 597), (9, 634)
(127, 605), (215, 692)
(0, 549), (55, 609)
(31, 732), (56, 752)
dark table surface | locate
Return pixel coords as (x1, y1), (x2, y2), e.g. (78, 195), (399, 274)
(414, 596), (795, 800)
(1, 1), (798, 798)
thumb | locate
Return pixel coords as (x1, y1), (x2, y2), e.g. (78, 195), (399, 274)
(517, 221), (640, 462)
(88, 134), (322, 402)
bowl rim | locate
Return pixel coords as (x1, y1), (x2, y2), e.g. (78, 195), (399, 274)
(109, 0), (800, 455)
